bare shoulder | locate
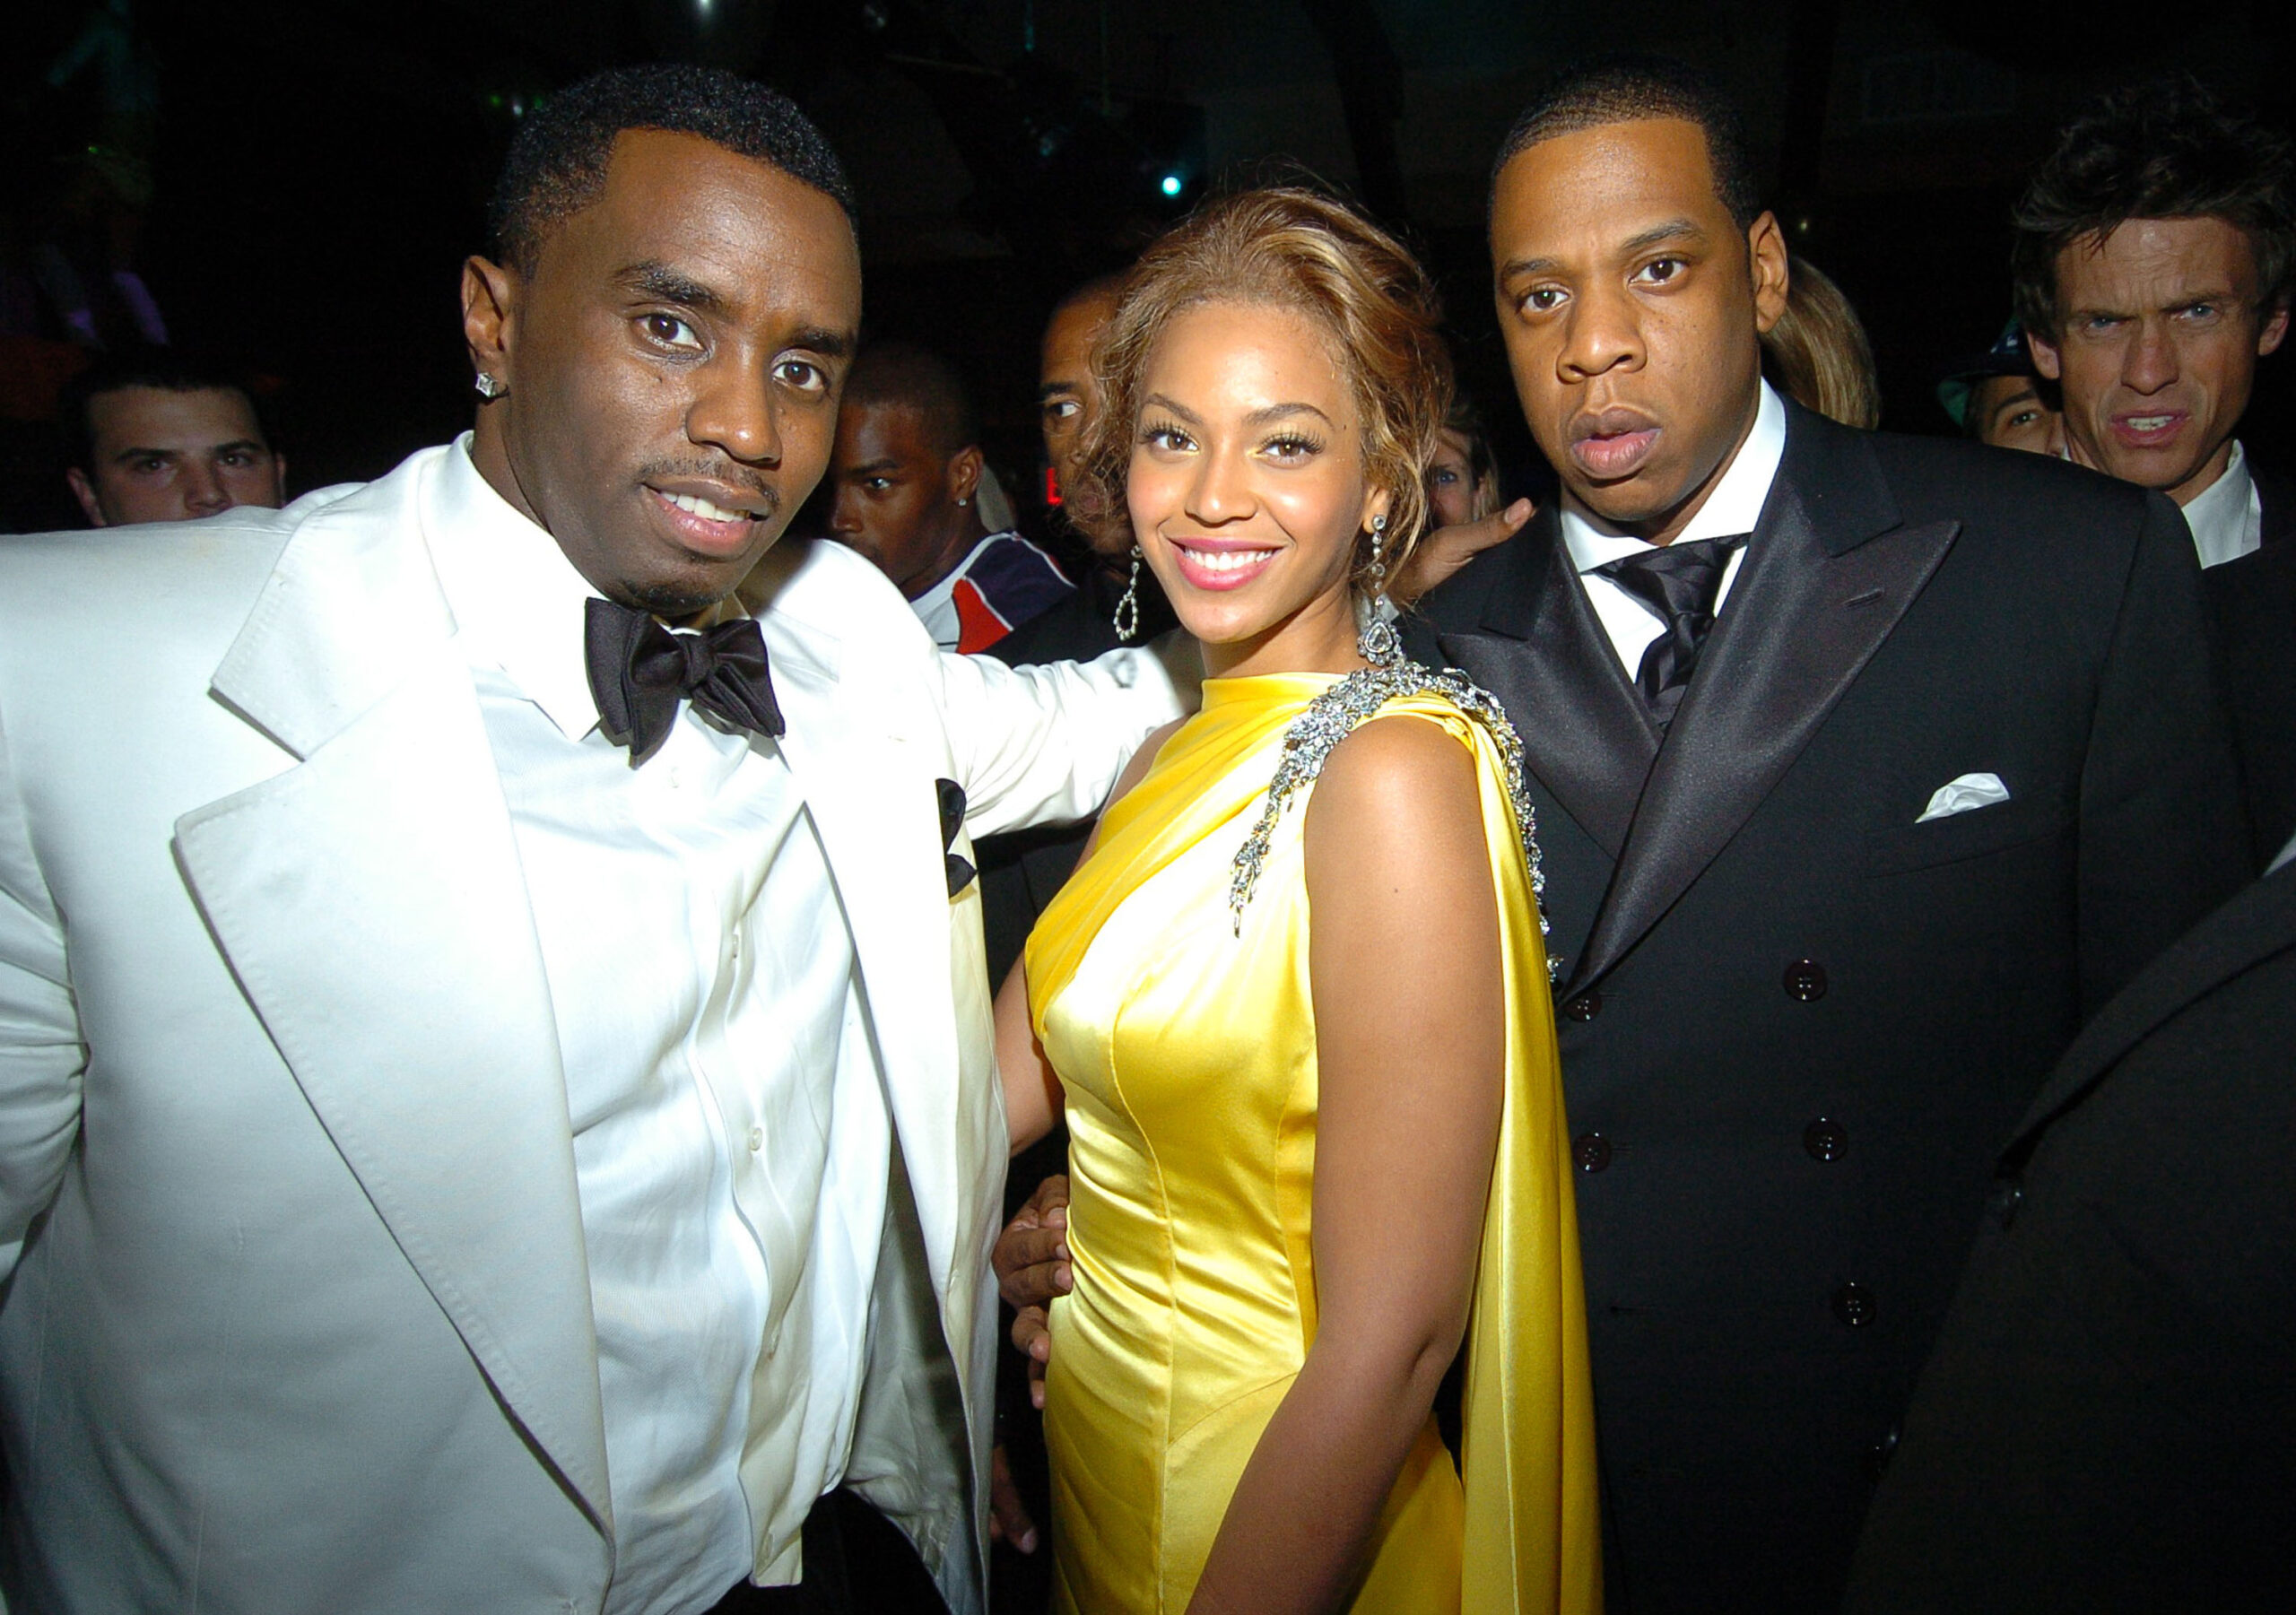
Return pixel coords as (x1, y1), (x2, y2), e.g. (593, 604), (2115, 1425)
(1309, 711), (1481, 826)
(1302, 711), (1489, 894)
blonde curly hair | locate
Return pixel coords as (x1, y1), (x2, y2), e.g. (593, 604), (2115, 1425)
(1066, 186), (1454, 592)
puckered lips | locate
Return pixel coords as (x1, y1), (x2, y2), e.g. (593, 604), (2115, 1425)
(1165, 533), (1284, 593)
(643, 476), (777, 559)
(1568, 405), (1662, 482)
(2108, 406), (2191, 452)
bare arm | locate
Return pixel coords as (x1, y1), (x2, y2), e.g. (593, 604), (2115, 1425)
(1186, 716), (1505, 1615)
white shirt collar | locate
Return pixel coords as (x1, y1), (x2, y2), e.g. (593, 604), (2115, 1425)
(1561, 380), (1788, 572)
(423, 434), (615, 740)
(2179, 439), (2263, 569)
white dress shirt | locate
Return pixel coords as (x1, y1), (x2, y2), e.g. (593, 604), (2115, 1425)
(2179, 439), (2264, 569)
(1561, 380), (1789, 676)
(424, 442), (889, 1615)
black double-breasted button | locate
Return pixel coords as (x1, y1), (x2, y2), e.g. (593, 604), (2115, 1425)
(1803, 1116), (1848, 1161)
(1987, 1176), (2025, 1229)
(1783, 959), (1829, 1001)
(1572, 1133), (1613, 1173)
(1831, 1282), (1877, 1328)
(1562, 992), (1602, 1022)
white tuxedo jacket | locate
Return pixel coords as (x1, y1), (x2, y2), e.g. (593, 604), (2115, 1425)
(0, 444), (1184, 1614)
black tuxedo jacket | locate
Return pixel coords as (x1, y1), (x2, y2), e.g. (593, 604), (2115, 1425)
(1408, 403), (2250, 1611)
(1844, 859), (2296, 1613)
(2204, 460), (2296, 863)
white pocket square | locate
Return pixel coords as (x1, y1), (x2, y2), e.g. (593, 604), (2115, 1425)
(1917, 772), (2010, 823)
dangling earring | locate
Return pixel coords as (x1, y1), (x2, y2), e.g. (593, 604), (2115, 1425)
(1359, 511), (1402, 665)
(1113, 544), (1143, 644)
(474, 371), (505, 400)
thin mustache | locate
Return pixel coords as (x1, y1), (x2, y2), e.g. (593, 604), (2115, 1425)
(637, 462), (781, 515)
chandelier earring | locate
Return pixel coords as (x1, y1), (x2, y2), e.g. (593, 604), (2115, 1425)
(1113, 544), (1143, 644)
(1358, 510), (1402, 665)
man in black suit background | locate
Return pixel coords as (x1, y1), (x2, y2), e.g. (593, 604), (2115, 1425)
(1409, 58), (2250, 1611)
(1843, 837), (2296, 1613)
(2009, 80), (2296, 859)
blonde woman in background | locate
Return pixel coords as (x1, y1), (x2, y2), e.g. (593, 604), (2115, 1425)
(1761, 254), (1883, 430)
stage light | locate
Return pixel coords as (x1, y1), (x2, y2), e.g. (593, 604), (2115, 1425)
(1160, 173), (1183, 197)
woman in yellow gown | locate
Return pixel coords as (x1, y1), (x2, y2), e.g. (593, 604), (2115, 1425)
(996, 187), (1600, 1615)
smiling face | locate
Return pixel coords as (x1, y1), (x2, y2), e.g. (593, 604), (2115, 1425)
(1491, 117), (1787, 543)
(462, 128), (861, 618)
(2028, 215), (2289, 506)
(826, 399), (981, 597)
(1126, 300), (1387, 677)
(68, 386), (284, 526)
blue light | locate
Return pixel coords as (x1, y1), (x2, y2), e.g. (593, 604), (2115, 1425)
(1160, 173), (1183, 197)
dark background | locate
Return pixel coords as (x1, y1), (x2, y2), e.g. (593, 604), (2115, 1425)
(5, 0), (2292, 535)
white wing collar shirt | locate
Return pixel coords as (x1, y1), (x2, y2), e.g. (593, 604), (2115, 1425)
(423, 440), (890, 1615)
(1561, 378), (1789, 675)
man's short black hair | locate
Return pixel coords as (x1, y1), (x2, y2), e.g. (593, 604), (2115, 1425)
(489, 64), (857, 274)
(842, 341), (980, 459)
(57, 348), (268, 472)
(1492, 55), (1762, 231)
(2012, 77), (2296, 341)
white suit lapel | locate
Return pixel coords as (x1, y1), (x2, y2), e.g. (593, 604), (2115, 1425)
(177, 450), (613, 1536)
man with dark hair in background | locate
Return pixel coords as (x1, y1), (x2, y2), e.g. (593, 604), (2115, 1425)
(1413, 55), (2243, 1611)
(2012, 78), (2296, 858)
(825, 340), (1072, 654)
(58, 347), (284, 525)
(0, 64), (1187, 1615)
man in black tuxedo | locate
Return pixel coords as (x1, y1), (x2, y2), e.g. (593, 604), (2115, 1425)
(1408, 58), (2250, 1611)
(1843, 840), (2296, 1613)
(2008, 81), (2296, 861)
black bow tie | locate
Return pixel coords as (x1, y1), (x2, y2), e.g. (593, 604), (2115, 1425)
(583, 597), (785, 767)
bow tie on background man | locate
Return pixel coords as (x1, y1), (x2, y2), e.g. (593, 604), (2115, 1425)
(584, 596), (785, 766)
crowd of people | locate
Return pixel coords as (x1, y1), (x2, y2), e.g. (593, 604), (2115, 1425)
(0, 45), (2289, 1615)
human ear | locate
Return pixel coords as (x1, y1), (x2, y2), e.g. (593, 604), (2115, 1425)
(2258, 300), (2290, 358)
(949, 445), (984, 507)
(2027, 329), (2064, 382)
(1748, 212), (1790, 336)
(65, 466), (108, 526)
(461, 256), (520, 393)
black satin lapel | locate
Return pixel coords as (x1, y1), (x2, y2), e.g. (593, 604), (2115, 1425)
(1569, 483), (1961, 993)
(1436, 529), (1656, 861)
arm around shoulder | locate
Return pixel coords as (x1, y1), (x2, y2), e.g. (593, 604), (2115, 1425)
(934, 634), (1199, 840)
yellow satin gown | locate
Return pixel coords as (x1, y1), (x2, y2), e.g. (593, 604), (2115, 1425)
(1024, 671), (1601, 1614)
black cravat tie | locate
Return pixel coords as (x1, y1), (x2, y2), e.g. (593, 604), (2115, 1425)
(583, 597), (785, 767)
(1594, 534), (1747, 728)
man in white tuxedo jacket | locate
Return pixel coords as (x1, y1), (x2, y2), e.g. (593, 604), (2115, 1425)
(0, 68), (1181, 1615)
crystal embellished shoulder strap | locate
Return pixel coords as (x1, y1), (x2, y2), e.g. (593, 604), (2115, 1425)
(1227, 663), (1556, 977)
